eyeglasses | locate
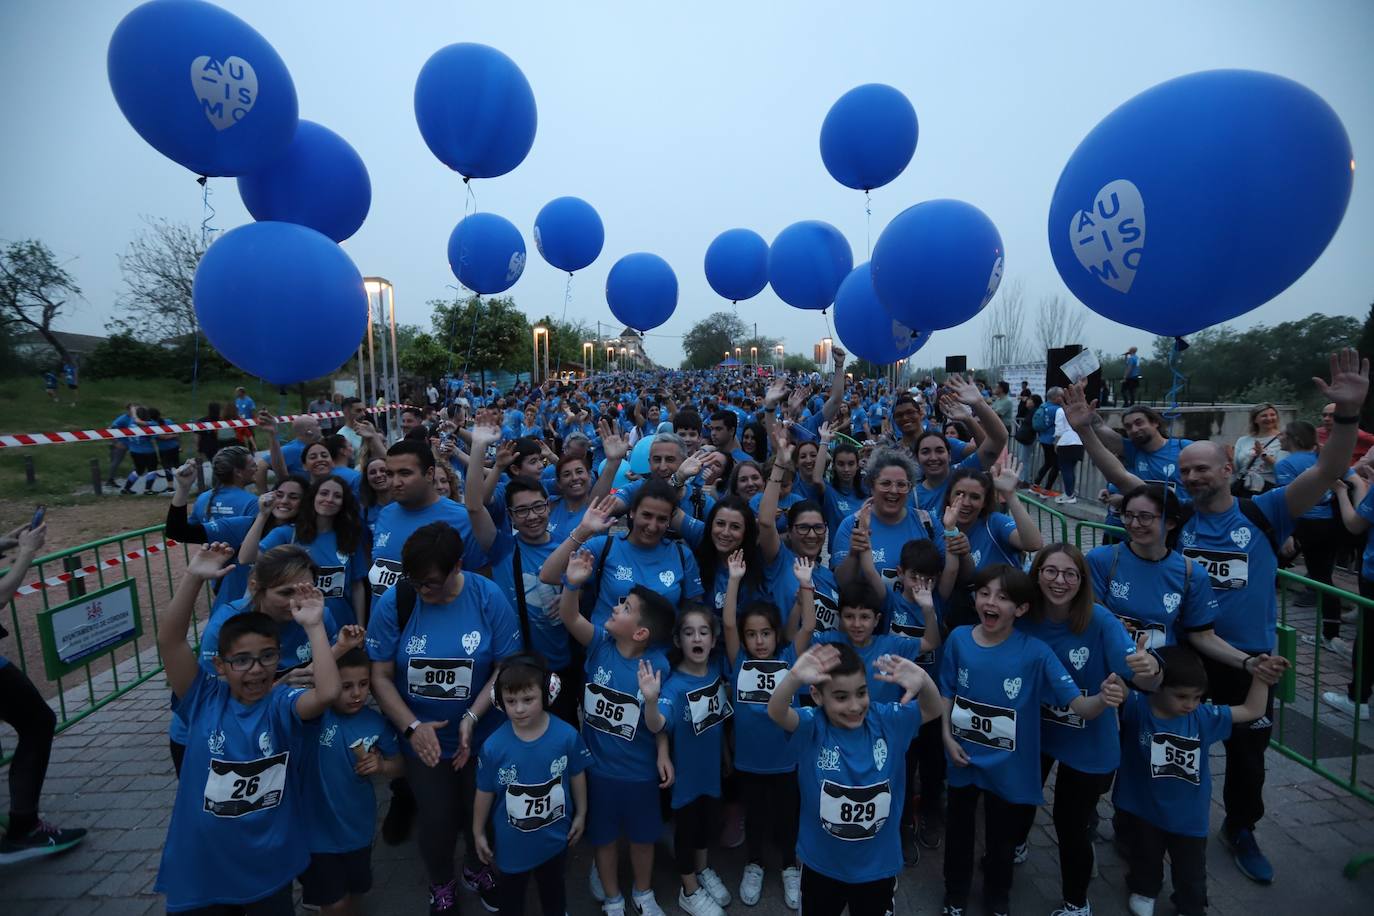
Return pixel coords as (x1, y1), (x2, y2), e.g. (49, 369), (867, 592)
(792, 523), (826, 535)
(510, 501), (550, 519)
(1039, 567), (1081, 584)
(875, 480), (911, 493)
(1121, 511), (1160, 526)
(222, 649), (281, 672)
(403, 574), (450, 591)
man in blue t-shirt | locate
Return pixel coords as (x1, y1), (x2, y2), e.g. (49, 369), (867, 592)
(1121, 346), (1142, 407)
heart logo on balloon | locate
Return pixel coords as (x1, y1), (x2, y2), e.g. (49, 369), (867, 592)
(889, 319), (916, 352)
(981, 256), (1004, 309)
(506, 251), (526, 284)
(190, 55), (258, 131)
(1069, 179), (1146, 293)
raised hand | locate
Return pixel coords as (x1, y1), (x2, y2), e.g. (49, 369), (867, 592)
(727, 549), (747, 582)
(1061, 382), (1097, 430)
(15, 523), (47, 557)
(579, 496), (617, 536)
(818, 420), (835, 445)
(791, 644), (841, 686)
(910, 574), (934, 609)
(257, 490), (279, 516)
(943, 373), (981, 406)
(831, 345), (847, 368)
(493, 440), (518, 470)
(764, 377), (788, 409)
(1099, 673), (1127, 707)
(1124, 631), (1159, 679)
(565, 547), (596, 587)
(1314, 347), (1371, 414)
(255, 408), (279, 438)
(787, 386), (808, 417)
(173, 460), (198, 493)
(873, 653), (932, 704)
(601, 425), (629, 462)
(336, 624), (366, 653)
(289, 582), (326, 629)
(637, 659), (662, 704)
(939, 393), (972, 421)
(469, 423), (501, 452)
(793, 554), (814, 588)
(187, 542), (236, 580)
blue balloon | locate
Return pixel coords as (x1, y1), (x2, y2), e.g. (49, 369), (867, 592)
(767, 221), (853, 311)
(236, 121), (371, 243)
(1048, 70), (1353, 337)
(820, 84), (919, 191)
(871, 200), (1004, 331)
(533, 197), (604, 273)
(415, 43), (537, 179)
(606, 253), (678, 332)
(447, 213), (526, 295)
(108, 0), (298, 177)
(704, 229), (769, 302)
(629, 437), (653, 475)
(193, 222), (366, 385)
(833, 263), (930, 365)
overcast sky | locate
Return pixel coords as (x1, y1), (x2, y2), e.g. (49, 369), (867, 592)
(2, 0), (1371, 370)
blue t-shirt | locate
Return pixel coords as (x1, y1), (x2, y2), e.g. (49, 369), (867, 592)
(577, 534), (704, 628)
(190, 486), (259, 526)
(199, 515), (261, 610)
(1357, 487), (1374, 579)
(814, 631), (922, 706)
(547, 495), (590, 538)
(303, 706), (399, 853)
(913, 453), (985, 516)
(784, 701), (922, 883)
(488, 533), (572, 670)
(882, 590), (943, 674)
(157, 669), (311, 912)
(749, 491), (804, 532)
(731, 645), (799, 774)
(938, 627), (1080, 805)
(367, 498), (489, 600)
(1087, 544), (1219, 650)
(1121, 437), (1192, 498)
(1017, 605), (1136, 774)
(280, 440), (309, 479)
(770, 544), (840, 633)
(821, 483), (865, 546)
(678, 517), (786, 614)
(128, 421), (157, 455)
(616, 477), (716, 522)
(235, 395), (256, 420)
(581, 624), (670, 782)
(260, 526), (369, 628)
(365, 574), (522, 759)
(1275, 451), (1332, 520)
(477, 717), (594, 874)
(659, 662), (734, 808)
(1178, 489), (1293, 653)
(831, 508), (945, 593)
(1125, 354), (1141, 379)
(961, 512), (1023, 572)
(1113, 690), (1231, 837)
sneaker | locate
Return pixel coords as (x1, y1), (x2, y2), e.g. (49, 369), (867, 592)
(1052, 904), (1092, 916)
(1126, 893), (1155, 916)
(590, 862), (607, 902)
(941, 902), (966, 916)
(428, 880), (457, 915)
(781, 866), (801, 911)
(739, 863), (764, 906)
(1054, 494), (1078, 504)
(1322, 690), (1374, 720)
(901, 822), (921, 866)
(678, 887), (725, 916)
(918, 812), (944, 849)
(1302, 633), (1353, 657)
(0, 820), (87, 864)
(604, 896), (627, 916)
(1342, 608), (1360, 624)
(633, 887), (667, 916)
(719, 804), (745, 849)
(462, 864), (500, 911)
(1222, 827), (1274, 884)
(697, 867), (731, 907)
(1013, 841), (1029, 864)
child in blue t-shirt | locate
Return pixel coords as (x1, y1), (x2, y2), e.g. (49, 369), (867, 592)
(643, 607), (735, 916)
(722, 550), (817, 909)
(473, 655), (593, 916)
(1114, 645), (1282, 916)
(939, 564), (1125, 916)
(300, 647), (403, 913)
(767, 643), (942, 916)
(559, 548), (677, 916)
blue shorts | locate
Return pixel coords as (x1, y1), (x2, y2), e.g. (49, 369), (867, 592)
(585, 773), (662, 846)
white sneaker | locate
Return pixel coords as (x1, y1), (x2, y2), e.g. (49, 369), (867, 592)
(1052, 904), (1091, 916)
(1055, 494), (1078, 504)
(697, 867), (731, 907)
(781, 866), (801, 910)
(1329, 636), (1354, 657)
(677, 887), (724, 916)
(1127, 894), (1155, 916)
(1341, 608), (1359, 624)
(604, 897), (626, 916)
(1322, 690), (1374, 720)
(590, 863), (607, 902)
(634, 888), (668, 916)
(739, 863), (764, 906)
(1013, 841), (1029, 864)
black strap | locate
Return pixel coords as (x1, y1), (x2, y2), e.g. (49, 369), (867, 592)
(396, 580), (418, 633)
(1178, 496), (1280, 557)
(512, 539), (533, 648)
(580, 535), (617, 620)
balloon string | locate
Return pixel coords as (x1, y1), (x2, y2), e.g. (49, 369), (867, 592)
(1164, 337), (1188, 432)
(864, 190), (873, 258)
(556, 274), (573, 372)
(441, 183), (481, 407)
(192, 176), (218, 412)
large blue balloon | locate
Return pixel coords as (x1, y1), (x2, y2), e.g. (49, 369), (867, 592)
(833, 264), (929, 365)
(236, 120), (371, 243)
(820, 84), (919, 191)
(533, 197), (604, 273)
(108, 0), (298, 177)
(1048, 70), (1353, 338)
(415, 43), (537, 179)
(871, 200), (1004, 331)
(448, 213), (526, 295)
(193, 222), (366, 385)
(768, 221), (853, 311)
(606, 253), (678, 332)
(704, 229), (769, 302)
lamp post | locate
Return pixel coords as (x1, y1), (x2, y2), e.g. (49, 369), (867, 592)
(582, 342), (593, 376)
(363, 277), (397, 436)
(750, 345), (758, 367)
(819, 337), (833, 372)
(774, 344), (784, 372)
(532, 326), (548, 385)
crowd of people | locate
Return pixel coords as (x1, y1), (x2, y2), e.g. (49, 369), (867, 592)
(1, 345), (1371, 916)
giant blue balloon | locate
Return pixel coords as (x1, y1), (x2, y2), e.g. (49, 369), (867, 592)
(820, 84), (919, 191)
(871, 200), (1004, 331)
(236, 120), (371, 243)
(606, 253), (678, 332)
(447, 213), (526, 295)
(415, 43), (537, 179)
(108, 0), (298, 177)
(768, 221), (853, 311)
(704, 229), (769, 302)
(833, 264), (929, 365)
(1048, 70), (1353, 338)
(193, 222), (366, 385)
(533, 197), (604, 273)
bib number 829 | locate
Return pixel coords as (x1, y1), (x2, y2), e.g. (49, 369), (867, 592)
(594, 699), (625, 721)
(839, 801), (876, 823)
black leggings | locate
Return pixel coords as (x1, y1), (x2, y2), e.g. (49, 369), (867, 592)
(944, 783), (1033, 911)
(496, 850), (566, 916)
(914, 716), (947, 819)
(799, 865), (895, 916)
(177, 884), (293, 916)
(0, 663), (56, 829)
(1034, 442), (1060, 488)
(739, 770), (799, 867)
(405, 755), (480, 884)
(1013, 756), (1115, 907)
(1057, 444), (1084, 497)
(1116, 810), (1208, 915)
(1294, 516), (1342, 639)
(1347, 575), (1374, 703)
(674, 794), (721, 877)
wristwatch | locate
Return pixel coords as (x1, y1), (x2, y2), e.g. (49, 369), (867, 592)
(404, 719), (420, 739)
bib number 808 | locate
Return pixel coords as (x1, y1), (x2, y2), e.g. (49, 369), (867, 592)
(425, 670), (457, 685)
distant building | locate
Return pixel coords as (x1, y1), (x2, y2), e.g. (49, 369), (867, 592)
(604, 328), (656, 370)
(14, 330), (106, 365)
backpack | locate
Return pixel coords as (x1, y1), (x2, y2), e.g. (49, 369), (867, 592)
(1175, 497), (1280, 558)
(579, 534), (689, 619)
(1014, 415), (1037, 445)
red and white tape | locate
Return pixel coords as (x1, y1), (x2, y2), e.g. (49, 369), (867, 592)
(0, 405), (409, 449)
(14, 539), (181, 597)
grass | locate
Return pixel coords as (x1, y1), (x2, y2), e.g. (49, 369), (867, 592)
(0, 374), (310, 503)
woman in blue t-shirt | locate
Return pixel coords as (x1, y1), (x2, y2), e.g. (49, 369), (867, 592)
(359, 455), (393, 539)
(810, 432), (867, 546)
(1276, 421), (1343, 645)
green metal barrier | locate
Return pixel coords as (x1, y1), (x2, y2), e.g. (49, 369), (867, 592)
(1019, 494), (1071, 545)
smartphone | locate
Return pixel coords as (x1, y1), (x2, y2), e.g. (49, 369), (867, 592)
(31, 504), (45, 529)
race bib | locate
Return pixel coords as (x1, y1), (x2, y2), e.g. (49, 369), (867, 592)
(316, 565), (346, 600)
(583, 683), (640, 740)
(1150, 732), (1201, 784)
(505, 776), (566, 832)
(369, 558), (403, 597)
(685, 678), (733, 734)
(407, 657), (474, 700)
(814, 591), (839, 632)
(890, 619), (925, 640)
(737, 660), (788, 705)
(1181, 548), (1249, 591)
(1041, 689), (1088, 729)
(951, 696), (1016, 751)
(819, 779), (892, 841)
(1111, 613), (1169, 650)
(203, 752), (288, 818)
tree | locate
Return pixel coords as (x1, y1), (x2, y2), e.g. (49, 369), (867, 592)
(429, 295), (531, 375)
(0, 239), (81, 367)
(1035, 293), (1088, 353)
(980, 278), (1032, 372)
(531, 314), (595, 370)
(113, 218), (206, 341)
(681, 311), (780, 369)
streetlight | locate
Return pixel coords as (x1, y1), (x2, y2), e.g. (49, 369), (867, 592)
(582, 342), (593, 376)
(532, 326), (548, 384)
(363, 277), (398, 437)
(750, 346), (758, 367)
(774, 344), (784, 372)
(819, 337), (833, 371)
(735, 347), (742, 362)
